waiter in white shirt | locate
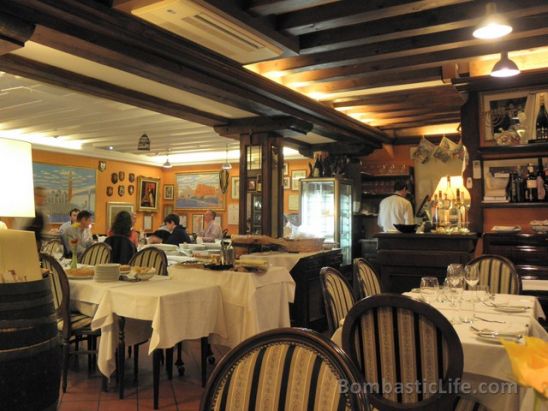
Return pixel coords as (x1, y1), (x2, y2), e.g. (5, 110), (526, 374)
(378, 180), (414, 232)
(200, 209), (223, 241)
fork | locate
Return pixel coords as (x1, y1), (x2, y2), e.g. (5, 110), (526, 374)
(474, 315), (506, 323)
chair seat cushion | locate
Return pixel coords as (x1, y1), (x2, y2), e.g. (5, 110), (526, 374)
(57, 312), (92, 332)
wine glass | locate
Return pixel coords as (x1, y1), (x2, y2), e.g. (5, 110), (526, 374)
(464, 265), (480, 290)
(446, 264), (464, 286)
(420, 277), (439, 304)
(52, 244), (64, 262)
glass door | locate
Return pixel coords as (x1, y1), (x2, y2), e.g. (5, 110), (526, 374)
(339, 181), (352, 264)
(300, 179), (335, 243)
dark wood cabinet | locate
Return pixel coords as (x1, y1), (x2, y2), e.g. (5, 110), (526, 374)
(375, 233), (478, 293)
(289, 249), (342, 332)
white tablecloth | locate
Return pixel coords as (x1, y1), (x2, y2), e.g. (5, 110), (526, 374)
(70, 276), (226, 377)
(168, 264), (295, 347)
(522, 279), (548, 292)
(332, 292), (548, 411)
(239, 250), (330, 272)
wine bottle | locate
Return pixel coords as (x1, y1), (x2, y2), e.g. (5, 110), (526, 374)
(515, 169), (524, 202)
(526, 163), (538, 202)
(538, 158), (546, 201)
(312, 156), (322, 177)
(536, 94), (548, 140)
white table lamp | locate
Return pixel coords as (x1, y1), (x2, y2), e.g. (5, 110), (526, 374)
(0, 138), (35, 217)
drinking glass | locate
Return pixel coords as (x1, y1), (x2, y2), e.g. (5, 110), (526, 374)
(446, 264), (464, 286)
(420, 277), (439, 304)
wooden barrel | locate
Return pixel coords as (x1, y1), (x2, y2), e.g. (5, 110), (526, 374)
(0, 278), (61, 411)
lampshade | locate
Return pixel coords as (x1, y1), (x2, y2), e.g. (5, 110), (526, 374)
(490, 52), (520, 77)
(472, 2), (512, 40)
(433, 175), (470, 202)
(137, 133), (150, 151)
(162, 158), (172, 168)
(0, 138), (35, 217)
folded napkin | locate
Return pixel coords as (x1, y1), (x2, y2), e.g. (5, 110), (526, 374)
(492, 225), (521, 232)
(472, 319), (528, 336)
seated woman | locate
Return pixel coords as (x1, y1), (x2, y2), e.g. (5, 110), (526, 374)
(108, 211), (133, 240)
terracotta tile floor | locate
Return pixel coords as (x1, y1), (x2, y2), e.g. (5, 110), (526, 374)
(58, 353), (204, 411)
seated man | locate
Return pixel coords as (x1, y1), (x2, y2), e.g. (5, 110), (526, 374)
(164, 214), (191, 245)
(147, 229), (171, 244)
(199, 209), (223, 242)
(62, 210), (95, 257)
(59, 208), (80, 236)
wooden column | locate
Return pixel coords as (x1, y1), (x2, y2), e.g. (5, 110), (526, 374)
(238, 132), (284, 237)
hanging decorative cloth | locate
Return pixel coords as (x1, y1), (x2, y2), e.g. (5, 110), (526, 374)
(412, 136), (436, 163)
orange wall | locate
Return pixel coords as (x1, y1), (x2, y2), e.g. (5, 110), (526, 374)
(32, 149), (162, 234)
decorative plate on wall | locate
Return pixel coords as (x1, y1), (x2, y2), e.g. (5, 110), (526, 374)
(129, 173), (135, 183)
(106, 186), (113, 197)
(111, 172), (118, 184)
(118, 171), (125, 181)
(128, 185), (134, 195)
(98, 161), (106, 172)
(118, 185), (125, 196)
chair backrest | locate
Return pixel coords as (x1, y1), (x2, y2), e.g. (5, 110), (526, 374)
(40, 253), (71, 339)
(467, 254), (521, 295)
(104, 235), (137, 264)
(129, 247), (168, 275)
(200, 328), (370, 411)
(41, 239), (64, 256)
(80, 242), (112, 266)
(341, 294), (463, 411)
(353, 258), (382, 300)
(320, 267), (355, 335)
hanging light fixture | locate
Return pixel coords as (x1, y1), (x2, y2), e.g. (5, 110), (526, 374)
(221, 144), (232, 170)
(490, 51), (520, 77)
(163, 149), (173, 168)
(137, 133), (150, 151)
(219, 144), (231, 193)
(473, 2), (512, 40)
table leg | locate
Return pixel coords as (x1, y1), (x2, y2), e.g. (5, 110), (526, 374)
(153, 349), (161, 410)
(175, 342), (185, 376)
(118, 316), (126, 399)
(165, 348), (173, 380)
(200, 337), (208, 387)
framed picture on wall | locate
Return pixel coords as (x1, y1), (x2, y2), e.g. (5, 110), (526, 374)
(180, 214), (187, 229)
(283, 176), (290, 189)
(143, 214), (153, 231)
(231, 177), (239, 200)
(291, 170), (306, 191)
(137, 176), (160, 212)
(163, 204), (173, 219)
(163, 184), (174, 200)
(283, 162), (289, 176)
(175, 172), (224, 209)
(192, 214), (204, 234)
(106, 202), (134, 232)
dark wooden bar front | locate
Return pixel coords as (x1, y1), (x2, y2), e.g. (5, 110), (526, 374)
(375, 233), (479, 293)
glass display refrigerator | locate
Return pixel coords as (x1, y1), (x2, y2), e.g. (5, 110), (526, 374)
(299, 178), (353, 265)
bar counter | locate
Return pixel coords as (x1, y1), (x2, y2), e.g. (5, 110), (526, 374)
(375, 232), (479, 293)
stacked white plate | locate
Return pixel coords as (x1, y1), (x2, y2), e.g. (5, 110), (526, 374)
(142, 244), (179, 255)
(94, 263), (120, 282)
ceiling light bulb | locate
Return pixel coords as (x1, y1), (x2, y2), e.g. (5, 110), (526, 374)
(490, 51), (520, 77)
(473, 3), (512, 40)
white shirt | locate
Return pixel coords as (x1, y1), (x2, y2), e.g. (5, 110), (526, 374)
(378, 194), (414, 232)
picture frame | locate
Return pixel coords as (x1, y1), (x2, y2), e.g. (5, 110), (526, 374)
(283, 176), (290, 189)
(137, 176), (160, 212)
(106, 186), (113, 197)
(192, 214), (204, 234)
(98, 161), (106, 172)
(118, 171), (125, 182)
(118, 185), (125, 196)
(291, 170), (306, 191)
(163, 204), (173, 219)
(164, 184), (174, 200)
(283, 162), (289, 176)
(129, 173), (135, 183)
(180, 214), (187, 229)
(231, 177), (239, 200)
(215, 215), (222, 228)
(175, 172), (224, 210)
(143, 214), (153, 231)
(128, 185), (134, 195)
(106, 202), (134, 231)
(247, 177), (256, 192)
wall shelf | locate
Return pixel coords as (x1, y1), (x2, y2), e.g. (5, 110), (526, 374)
(482, 202), (548, 209)
(479, 143), (548, 156)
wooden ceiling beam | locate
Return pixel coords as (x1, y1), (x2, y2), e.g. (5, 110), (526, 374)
(0, 12), (35, 55)
(214, 115), (313, 137)
(331, 86), (461, 107)
(343, 106), (460, 120)
(277, 0), (472, 36)
(371, 111), (460, 126)
(299, 0), (548, 54)
(257, 18), (548, 74)
(379, 116), (461, 130)
(247, 0), (340, 16)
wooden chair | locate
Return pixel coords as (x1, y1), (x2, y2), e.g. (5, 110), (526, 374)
(79, 242), (111, 266)
(353, 258), (382, 300)
(341, 294), (485, 411)
(320, 267), (355, 335)
(128, 246), (168, 275)
(41, 238), (64, 257)
(104, 235), (136, 264)
(466, 254), (521, 295)
(40, 253), (100, 393)
(200, 328), (370, 411)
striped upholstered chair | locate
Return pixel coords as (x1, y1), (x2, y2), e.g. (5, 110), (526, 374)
(353, 258), (382, 300)
(466, 254), (521, 295)
(40, 253), (100, 393)
(79, 242), (111, 266)
(320, 267), (356, 335)
(41, 238), (64, 257)
(341, 294), (486, 411)
(129, 246), (168, 275)
(200, 328), (370, 411)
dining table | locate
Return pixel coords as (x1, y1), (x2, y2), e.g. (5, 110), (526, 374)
(332, 291), (547, 411)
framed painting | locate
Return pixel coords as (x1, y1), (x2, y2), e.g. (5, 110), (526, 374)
(283, 162), (289, 176)
(106, 202), (134, 231)
(192, 214), (204, 234)
(231, 177), (239, 200)
(137, 176), (160, 212)
(180, 214), (188, 229)
(164, 184), (174, 200)
(163, 204), (173, 219)
(33, 163), (96, 223)
(283, 176), (290, 189)
(175, 172), (224, 210)
(143, 214), (153, 231)
(291, 170), (306, 191)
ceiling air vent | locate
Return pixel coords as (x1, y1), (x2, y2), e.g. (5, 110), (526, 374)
(132, 0), (283, 64)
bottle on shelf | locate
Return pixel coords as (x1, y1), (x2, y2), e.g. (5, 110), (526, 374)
(525, 163), (538, 202)
(515, 168), (524, 203)
(537, 158), (546, 201)
(536, 94), (548, 141)
(430, 193), (438, 227)
(448, 198), (459, 227)
(312, 155), (323, 178)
